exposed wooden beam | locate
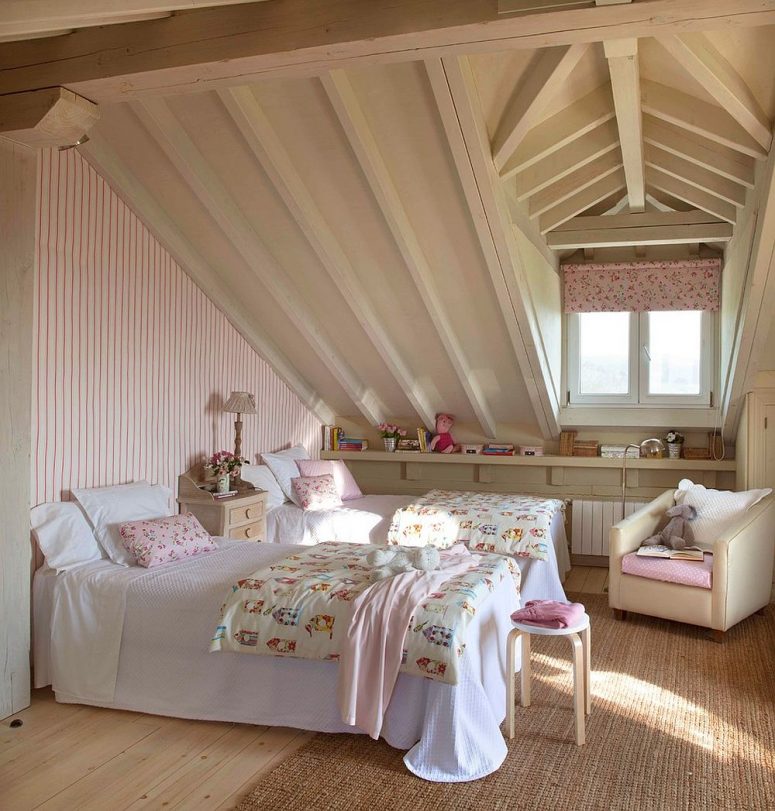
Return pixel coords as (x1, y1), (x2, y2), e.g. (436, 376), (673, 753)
(603, 37), (645, 211)
(646, 189), (695, 212)
(133, 97), (387, 426)
(647, 168), (737, 224)
(643, 116), (755, 189)
(582, 191), (628, 217)
(0, 87), (98, 147)
(515, 118), (619, 200)
(321, 69), (497, 438)
(547, 210), (733, 248)
(426, 55), (562, 439)
(218, 84), (437, 430)
(644, 144), (747, 208)
(492, 43), (588, 170)
(659, 34), (772, 152)
(539, 170), (626, 233)
(528, 151), (623, 218)
(2, 0), (773, 101)
(80, 133), (336, 426)
(641, 80), (768, 160)
(501, 84), (615, 178)
(0, 1), (262, 40)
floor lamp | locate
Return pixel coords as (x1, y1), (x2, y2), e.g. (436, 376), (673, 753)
(622, 438), (665, 514)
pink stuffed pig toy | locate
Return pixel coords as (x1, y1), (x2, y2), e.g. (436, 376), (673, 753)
(430, 413), (457, 454)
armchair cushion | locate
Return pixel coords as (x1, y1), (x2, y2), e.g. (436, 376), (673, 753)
(621, 551), (713, 590)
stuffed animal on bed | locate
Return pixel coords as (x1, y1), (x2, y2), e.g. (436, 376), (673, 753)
(430, 413), (457, 454)
(641, 503), (697, 550)
(367, 545), (441, 581)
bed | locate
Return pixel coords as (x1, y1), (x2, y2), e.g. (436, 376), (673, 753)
(33, 539), (518, 782)
(264, 493), (571, 604)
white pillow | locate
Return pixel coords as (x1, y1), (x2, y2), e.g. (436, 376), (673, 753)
(30, 501), (103, 572)
(260, 445), (310, 504)
(674, 479), (773, 550)
(239, 464), (285, 511)
(72, 482), (174, 566)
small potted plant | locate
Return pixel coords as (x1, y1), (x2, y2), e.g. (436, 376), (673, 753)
(205, 450), (246, 493)
(377, 423), (406, 453)
(665, 430), (685, 460)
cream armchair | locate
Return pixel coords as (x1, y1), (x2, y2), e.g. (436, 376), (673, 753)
(608, 490), (775, 641)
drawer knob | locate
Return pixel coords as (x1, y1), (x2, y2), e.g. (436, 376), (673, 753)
(246, 508), (255, 519)
(245, 526), (253, 537)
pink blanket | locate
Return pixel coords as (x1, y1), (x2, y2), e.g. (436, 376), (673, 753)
(511, 599), (585, 629)
(337, 544), (477, 739)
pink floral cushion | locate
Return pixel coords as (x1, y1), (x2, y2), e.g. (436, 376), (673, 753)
(621, 551), (713, 589)
(120, 512), (216, 568)
(290, 474), (342, 511)
(296, 459), (362, 501)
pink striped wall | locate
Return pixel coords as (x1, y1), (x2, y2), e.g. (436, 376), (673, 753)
(32, 149), (321, 505)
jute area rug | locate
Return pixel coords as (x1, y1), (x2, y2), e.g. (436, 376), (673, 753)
(239, 595), (775, 811)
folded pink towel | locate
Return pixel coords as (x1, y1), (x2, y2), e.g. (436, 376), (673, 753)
(511, 599), (585, 629)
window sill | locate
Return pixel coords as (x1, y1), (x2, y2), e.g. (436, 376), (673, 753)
(560, 405), (720, 430)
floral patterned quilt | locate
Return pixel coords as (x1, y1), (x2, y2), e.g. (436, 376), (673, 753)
(387, 489), (565, 561)
(210, 541), (520, 686)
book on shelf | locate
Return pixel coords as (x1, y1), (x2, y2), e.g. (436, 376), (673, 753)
(213, 490), (239, 499)
(337, 436), (368, 451)
(636, 544), (704, 561)
(486, 443), (514, 451)
(396, 438), (421, 452)
(416, 427), (431, 453)
(481, 448), (515, 456)
(322, 425), (344, 451)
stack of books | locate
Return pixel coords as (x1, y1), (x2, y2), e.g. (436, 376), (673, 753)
(417, 427), (431, 453)
(338, 436), (368, 451)
(321, 425), (343, 451)
(482, 443), (515, 456)
(600, 445), (640, 459)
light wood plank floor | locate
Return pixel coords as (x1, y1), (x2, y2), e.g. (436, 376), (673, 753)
(2, 565), (608, 811)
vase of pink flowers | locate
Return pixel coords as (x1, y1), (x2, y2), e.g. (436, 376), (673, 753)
(205, 450), (245, 493)
(378, 423), (406, 452)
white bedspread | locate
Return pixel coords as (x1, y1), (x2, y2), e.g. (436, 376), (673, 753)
(34, 541), (518, 782)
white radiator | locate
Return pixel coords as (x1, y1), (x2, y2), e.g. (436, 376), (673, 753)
(571, 499), (647, 557)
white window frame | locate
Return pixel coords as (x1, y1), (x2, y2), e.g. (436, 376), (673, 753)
(566, 310), (714, 408)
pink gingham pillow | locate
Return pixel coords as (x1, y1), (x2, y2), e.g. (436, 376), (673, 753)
(119, 512), (216, 568)
(296, 459), (362, 501)
(290, 474), (342, 511)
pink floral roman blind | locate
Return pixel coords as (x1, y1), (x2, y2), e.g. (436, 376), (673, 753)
(562, 258), (721, 313)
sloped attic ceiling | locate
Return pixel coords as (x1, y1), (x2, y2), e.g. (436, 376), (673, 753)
(55, 13), (775, 441)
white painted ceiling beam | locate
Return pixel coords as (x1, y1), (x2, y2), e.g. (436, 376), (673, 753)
(217, 84), (438, 430)
(321, 69), (498, 438)
(641, 80), (768, 160)
(501, 84), (615, 178)
(515, 118), (620, 200)
(603, 36), (645, 211)
(133, 97), (387, 426)
(644, 144), (747, 208)
(80, 133), (336, 426)
(659, 33), (772, 152)
(548, 210), (732, 249)
(539, 170), (627, 233)
(3, 1), (774, 101)
(643, 117), (755, 189)
(425, 56), (561, 439)
(528, 151), (623, 219)
(492, 43), (589, 171)
(646, 169), (737, 224)
(645, 189), (695, 212)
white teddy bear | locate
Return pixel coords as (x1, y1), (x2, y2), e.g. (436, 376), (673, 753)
(367, 545), (441, 582)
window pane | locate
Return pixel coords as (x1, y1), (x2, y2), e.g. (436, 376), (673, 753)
(647, 311), (702, 395)
(578, 312), (630, 395)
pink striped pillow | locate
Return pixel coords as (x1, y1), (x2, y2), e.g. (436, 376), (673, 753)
(120, 512), (216, 568)
(296, 459), (362, 501)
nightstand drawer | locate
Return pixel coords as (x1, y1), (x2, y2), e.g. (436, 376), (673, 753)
(231, 520), (264, 541)
(229, 501), (264, 526)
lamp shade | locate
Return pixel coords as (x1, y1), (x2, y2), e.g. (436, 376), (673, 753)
(223, 391), (257, 415)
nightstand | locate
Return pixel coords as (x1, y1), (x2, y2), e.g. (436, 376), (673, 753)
(177, 467), (267, 541)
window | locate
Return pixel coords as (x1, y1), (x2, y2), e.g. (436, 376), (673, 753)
(567, 310), (712, 407)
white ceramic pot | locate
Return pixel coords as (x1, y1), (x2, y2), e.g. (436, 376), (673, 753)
(217, 474), (231, 493)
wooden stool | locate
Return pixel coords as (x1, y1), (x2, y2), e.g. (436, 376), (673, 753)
(506, 613), (591, 745)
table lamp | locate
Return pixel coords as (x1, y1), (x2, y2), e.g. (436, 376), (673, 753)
(223, 391), (257, 459)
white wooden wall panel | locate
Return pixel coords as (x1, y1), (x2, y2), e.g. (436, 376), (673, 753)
(32, 149), (322, 505)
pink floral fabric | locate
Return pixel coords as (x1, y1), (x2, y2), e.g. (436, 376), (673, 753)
(291, 474), (342, 511)
(296, 459), (362, 501)
(621, 551), (713, 589)
(563, 259), (721, 313)
(119, 512), (216, 568)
